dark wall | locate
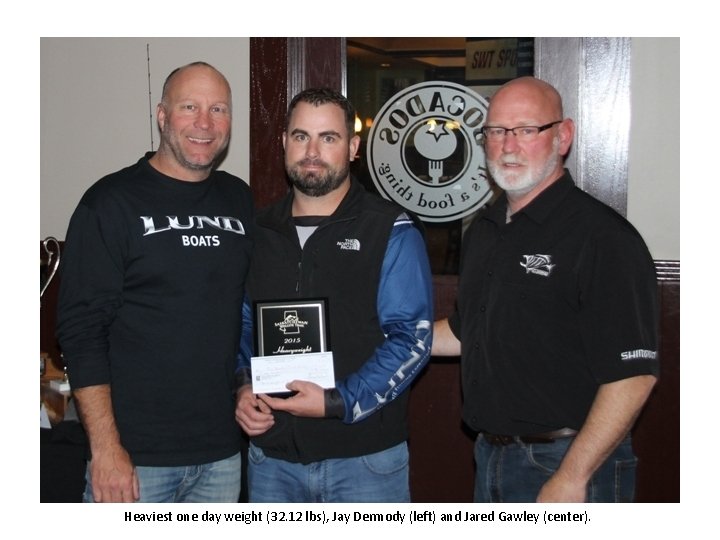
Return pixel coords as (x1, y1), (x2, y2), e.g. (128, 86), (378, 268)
(40, 242), (63, 373)
(634, 264), (680, 502)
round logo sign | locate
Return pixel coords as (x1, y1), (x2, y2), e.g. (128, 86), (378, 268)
(367, 81), (493, 222)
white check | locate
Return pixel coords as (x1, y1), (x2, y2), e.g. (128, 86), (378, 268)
(251, 352), (335, 394)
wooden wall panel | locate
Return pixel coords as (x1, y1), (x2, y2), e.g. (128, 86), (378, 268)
(287, 37), (346, 97)
(409, 275), (473, 502)
(40, 241), (63, 373)
(633, 262), (681, 502)
(249, 37), (289, 206)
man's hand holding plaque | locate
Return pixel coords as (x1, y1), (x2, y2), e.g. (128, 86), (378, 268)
(251, 299), (334, 395)
(257, 380), (326, 417)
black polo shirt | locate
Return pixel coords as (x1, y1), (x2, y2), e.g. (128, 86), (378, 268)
(449, 171), (659, 435)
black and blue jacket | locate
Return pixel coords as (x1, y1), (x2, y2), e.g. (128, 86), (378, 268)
(237, 179), (433, 464)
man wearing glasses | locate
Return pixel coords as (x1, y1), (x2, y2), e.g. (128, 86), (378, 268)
(432, 76), (659, 502)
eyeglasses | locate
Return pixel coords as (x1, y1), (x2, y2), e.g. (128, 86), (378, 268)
(481, 120), (562, 142)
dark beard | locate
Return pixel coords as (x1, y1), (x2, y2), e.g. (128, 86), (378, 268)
(286, 159), (349, 197)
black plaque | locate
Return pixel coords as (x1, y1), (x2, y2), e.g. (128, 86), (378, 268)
(254, 298), (329, 356)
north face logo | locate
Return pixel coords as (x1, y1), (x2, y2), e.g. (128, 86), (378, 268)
(520, 254), (555, 277)
(337, 238), (361, 251)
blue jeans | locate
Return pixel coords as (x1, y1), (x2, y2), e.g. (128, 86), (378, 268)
(247, 442), (410, 502)
(83, 452), (242, 503)
(474, 435), (637, 503)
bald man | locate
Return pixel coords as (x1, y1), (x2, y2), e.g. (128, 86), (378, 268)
(433, 77), (658, 503)
(57, 62), (253, 502)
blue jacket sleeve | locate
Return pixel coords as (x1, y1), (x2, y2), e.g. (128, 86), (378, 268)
(235, 295), (254, 388)
(334, 217), (433, 423)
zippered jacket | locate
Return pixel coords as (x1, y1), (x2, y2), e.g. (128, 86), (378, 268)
(237, 179), (433, 464)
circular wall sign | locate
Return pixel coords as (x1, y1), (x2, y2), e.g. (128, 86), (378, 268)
(367, 81), (493, 222)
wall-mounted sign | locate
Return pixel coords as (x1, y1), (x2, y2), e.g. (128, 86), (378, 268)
(465, 38), (534, 85)
(367, 81), (493, 223)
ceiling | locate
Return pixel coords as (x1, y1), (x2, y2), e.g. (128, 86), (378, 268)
(347, 38), (467, 69)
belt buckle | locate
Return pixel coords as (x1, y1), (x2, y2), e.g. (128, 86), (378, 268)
(519, 434), (555, 444)
(484, 433), (514, 445)
(519, 428), (578, 444)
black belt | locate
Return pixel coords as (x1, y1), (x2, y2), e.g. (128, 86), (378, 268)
(482, 427), (578, 445)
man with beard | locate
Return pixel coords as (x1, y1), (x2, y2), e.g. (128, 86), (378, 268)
(432, 77), (659, 502)
(235, 88), (433, 502)
(57, 62), (253, 502)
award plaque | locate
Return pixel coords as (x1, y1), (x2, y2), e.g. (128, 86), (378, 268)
(254, 298), (329, 356)
(251, 299), (334, 394)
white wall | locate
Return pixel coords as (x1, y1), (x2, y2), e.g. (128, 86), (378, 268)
(40, 37), (250, 240)
(628, 37), (680, 260)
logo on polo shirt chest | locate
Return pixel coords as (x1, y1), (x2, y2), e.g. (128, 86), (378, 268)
(520, 254), (555, 277)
